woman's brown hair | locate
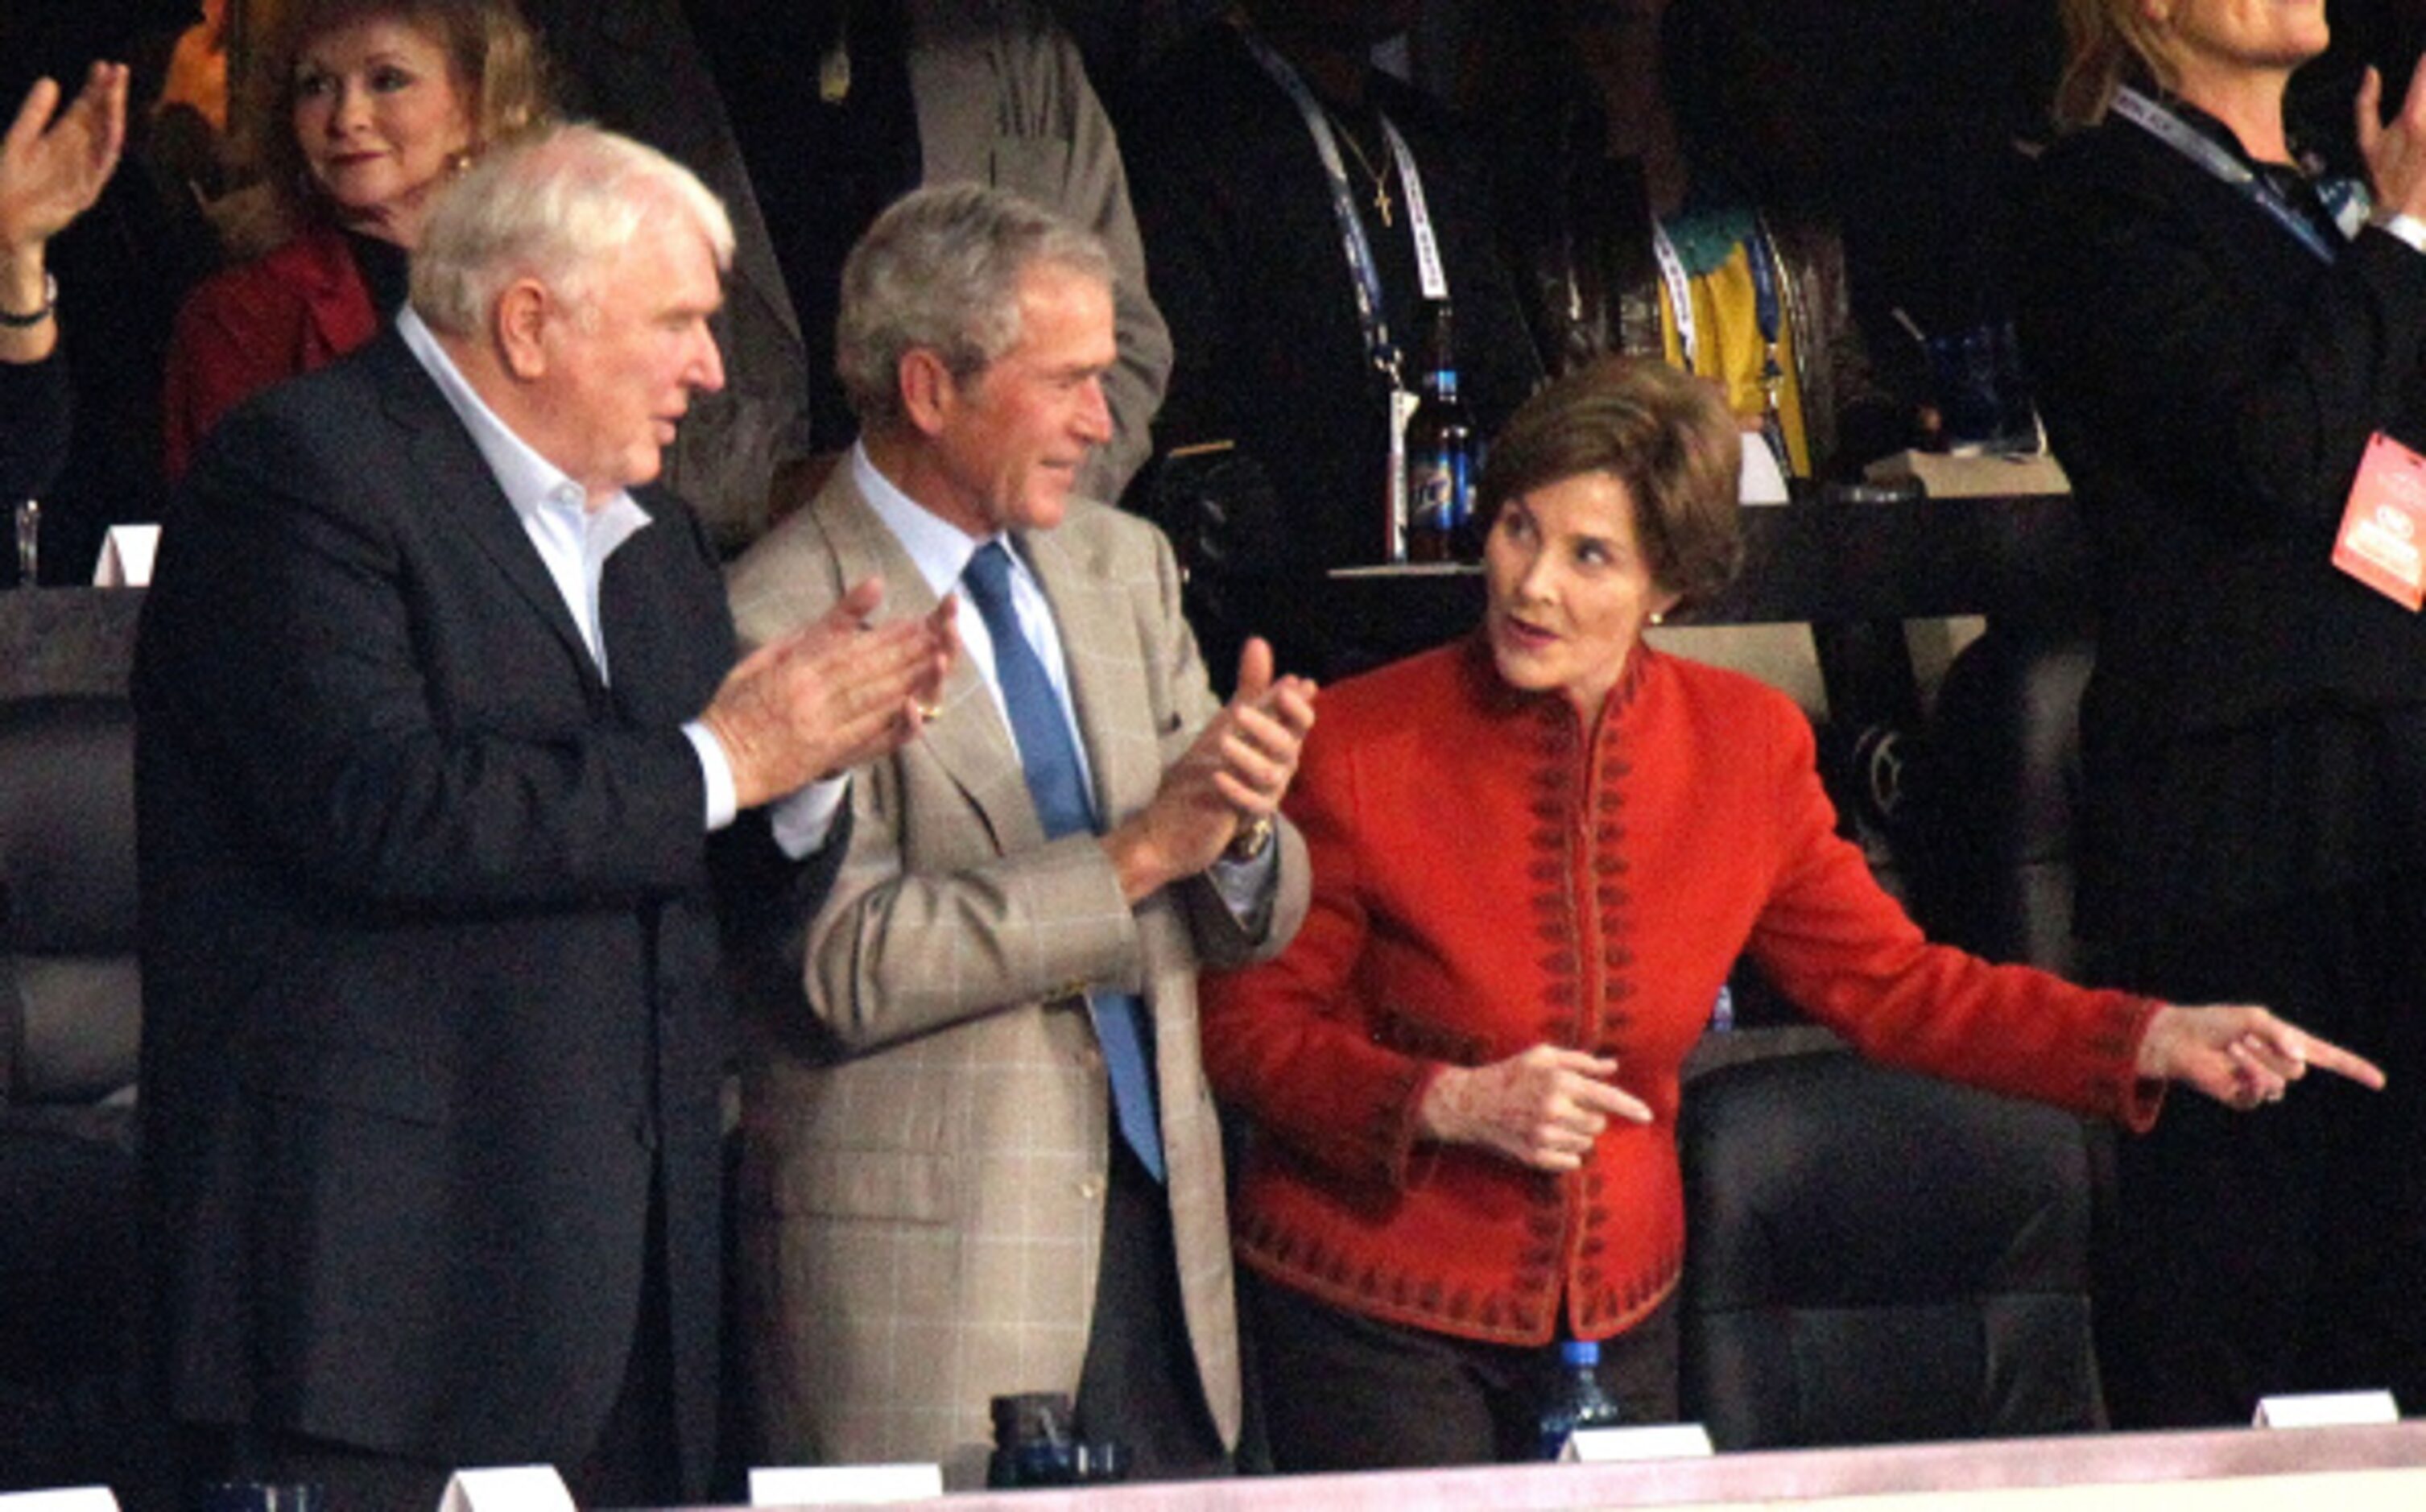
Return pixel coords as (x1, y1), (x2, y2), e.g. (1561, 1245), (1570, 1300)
(1477, 356), (1745, 610)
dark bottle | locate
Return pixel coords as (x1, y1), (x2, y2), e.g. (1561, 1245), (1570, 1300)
(986, 1391), (1130, 1488)
(1403, 300), (1476, 564)
(1535, 1338), (1625, 1459)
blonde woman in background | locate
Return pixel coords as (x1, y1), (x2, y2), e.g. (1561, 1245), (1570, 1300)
(162, 0), (548, 480)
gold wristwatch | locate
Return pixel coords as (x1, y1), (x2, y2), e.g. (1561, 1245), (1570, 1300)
(1225, 812), (1275, 862)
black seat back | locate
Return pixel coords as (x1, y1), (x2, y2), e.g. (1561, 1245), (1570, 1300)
(1679, 1051), (2105, 1448)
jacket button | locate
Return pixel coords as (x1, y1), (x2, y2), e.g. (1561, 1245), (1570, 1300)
(1077, 1175), (1105, 1201)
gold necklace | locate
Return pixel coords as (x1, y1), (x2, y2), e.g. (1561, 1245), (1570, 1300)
(1329, 114), (1394, 227)
(818, 2), (852, 105)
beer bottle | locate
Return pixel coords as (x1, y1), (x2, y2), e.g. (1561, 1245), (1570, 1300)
(1403, 300), (1475, 563)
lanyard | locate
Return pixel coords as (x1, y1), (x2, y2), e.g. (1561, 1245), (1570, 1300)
(1653, 213), (1792, 473)
(1239, 24), (1447, 386)
(1387, 122), (1449, 304)
(2109, 86), (2340, 265)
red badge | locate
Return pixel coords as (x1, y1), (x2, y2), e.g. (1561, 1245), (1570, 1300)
(2333, 432), (2426, 611)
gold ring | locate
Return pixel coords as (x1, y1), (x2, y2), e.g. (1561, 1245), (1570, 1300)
(914, 699), (944, 722)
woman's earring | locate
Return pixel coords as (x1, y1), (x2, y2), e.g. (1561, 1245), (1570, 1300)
(445, 148), (476, 177)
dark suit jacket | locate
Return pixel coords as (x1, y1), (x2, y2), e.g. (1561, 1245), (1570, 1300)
(134, 328), (767, 1492)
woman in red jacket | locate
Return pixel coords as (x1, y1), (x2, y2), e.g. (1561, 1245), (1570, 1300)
(162, 0), (547, 481)
(1197, 356), (2384, 1469)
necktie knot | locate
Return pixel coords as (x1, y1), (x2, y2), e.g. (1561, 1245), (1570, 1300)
(963, 539), (1019, 610)
(962, 539), (1092, 841)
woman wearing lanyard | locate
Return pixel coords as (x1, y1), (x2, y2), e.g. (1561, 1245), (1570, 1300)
(2015, 0), (2426, 1427)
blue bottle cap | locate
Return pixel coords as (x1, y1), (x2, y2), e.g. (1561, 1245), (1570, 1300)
(1560, 1338), (1601, 1367)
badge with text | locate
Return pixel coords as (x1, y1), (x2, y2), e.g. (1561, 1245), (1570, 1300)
(2333, 432), (2426, 610)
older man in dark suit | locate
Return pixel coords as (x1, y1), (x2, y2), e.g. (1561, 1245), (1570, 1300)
(135, 124), (950, 1509)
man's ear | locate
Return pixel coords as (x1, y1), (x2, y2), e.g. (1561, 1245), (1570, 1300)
(898, 348), (956, 437)
(494, 279), (552, 382)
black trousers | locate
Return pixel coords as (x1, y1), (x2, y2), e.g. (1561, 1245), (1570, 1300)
(178, 1179), (682, 1511)
(1071, 1130), (1229, 1481)
(1246, 1271), (1679, 1472)
(2096, 874), (2426, 1426)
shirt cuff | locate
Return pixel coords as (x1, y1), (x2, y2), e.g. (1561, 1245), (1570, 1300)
(769, 774), (851, 859)
(684, 720), (739, 832)
(2372, 210), (2426, 255)
(1208, 835), (1279, 923)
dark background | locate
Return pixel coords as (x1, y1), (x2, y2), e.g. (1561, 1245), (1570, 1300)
(4, 0), (2420, 580)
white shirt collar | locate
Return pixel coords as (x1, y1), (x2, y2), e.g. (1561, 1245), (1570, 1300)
(850, 440), (1033, 598)
(396, 305), (651, 552)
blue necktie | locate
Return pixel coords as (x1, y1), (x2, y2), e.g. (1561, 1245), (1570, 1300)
(962, 541), (1166, 1181)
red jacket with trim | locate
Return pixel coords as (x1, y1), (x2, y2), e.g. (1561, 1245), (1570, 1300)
(1201, 637), (2161, 1345)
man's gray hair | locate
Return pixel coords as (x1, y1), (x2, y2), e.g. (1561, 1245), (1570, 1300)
(411, 123), (737, 336)
(837, 183), (1114, 431)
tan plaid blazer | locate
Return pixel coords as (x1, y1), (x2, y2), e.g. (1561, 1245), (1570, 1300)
(724, 469), (1308, 1487)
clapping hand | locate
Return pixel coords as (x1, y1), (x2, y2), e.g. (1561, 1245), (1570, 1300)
(1105, 636), (1317, 903)
(2358, 61), (2426, 225)
(706, 577), (957, 808)
(0, 62), (128, 260)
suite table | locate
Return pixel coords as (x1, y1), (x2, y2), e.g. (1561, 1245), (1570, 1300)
(0, 585), (143, 701)
(689, 1419), (2426, 1511)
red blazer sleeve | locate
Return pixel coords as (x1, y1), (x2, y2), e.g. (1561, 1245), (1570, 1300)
(1742, 699), (2164, 1129)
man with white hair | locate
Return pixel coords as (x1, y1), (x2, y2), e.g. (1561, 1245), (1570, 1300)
(136, 124), (951, 1507)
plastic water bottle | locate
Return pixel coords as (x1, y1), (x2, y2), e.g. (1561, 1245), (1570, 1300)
(1536, 1338), (1625, 1460)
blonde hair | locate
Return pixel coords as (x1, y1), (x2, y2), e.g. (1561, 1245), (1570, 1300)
(239, 0), (552, 229)
(2052, 0), (2178, 130)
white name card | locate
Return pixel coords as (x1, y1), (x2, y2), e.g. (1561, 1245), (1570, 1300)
(1560, 1423), (1716, 1463)
(1738, 434), (1790, 506)
(93, 524), (159, 588)
(749, 1464), (944, 1506)
(2253, 1390), (2401, 1428)
(0, 1489), (120, 1511)
(436, 1465), (577, 1512)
